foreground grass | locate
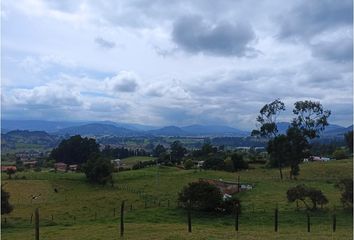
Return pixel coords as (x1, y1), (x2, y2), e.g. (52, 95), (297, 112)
(1, 159), (353, 239)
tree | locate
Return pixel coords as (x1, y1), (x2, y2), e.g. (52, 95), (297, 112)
(252, 99), (286, 179)
(6, 168), (16, 180)
(183, 159), (194, 170)
(170, 141), (187, 164)
(153, 144), (166, 158)
(332, 148), (347, 160)
(287, 185), (328, 210)
(1, 186), (13, 215)
(344, 131), (353, 153)
(336, 179), (353, 209)
(254, 99), (331, 179)
(231, 153), (248, 171)
(51, 135), (100, 164)
(178, 181), (223, 211)
(291, 100), (331, 139)
(83, 154), (113, 185)
(252, 99), (285, 138)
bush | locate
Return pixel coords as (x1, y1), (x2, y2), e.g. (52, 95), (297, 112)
(178, 181), (223, 211)
(84, 155), (113, 185)
(183, 159), (194, 170)
(336, 178), (353, 209)
(332, 148), (348, 160)
(231, 153), (248, 171)
(1, 186), (13, 215)
(287, 184), (328, 210)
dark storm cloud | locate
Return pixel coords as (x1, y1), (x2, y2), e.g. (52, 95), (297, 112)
(95, 37), (116, 49)
(277, 0), (352, 40)
(172, 16), (257, 57)
(311, 37), (353, 62)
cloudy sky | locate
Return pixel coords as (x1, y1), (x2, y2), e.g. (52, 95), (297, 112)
(1, 0), (353, 130)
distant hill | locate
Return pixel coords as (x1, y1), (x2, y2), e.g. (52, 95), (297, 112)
(56, 123), (140, 137)
(181, 124), (249, 137)
(2, 119), (158, 133)
(1, 130), (60, 152)
(147, 126), (187, 136)
(1, 120), (86, 133)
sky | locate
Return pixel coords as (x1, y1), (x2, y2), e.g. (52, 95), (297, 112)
(1, 0), (353, 130)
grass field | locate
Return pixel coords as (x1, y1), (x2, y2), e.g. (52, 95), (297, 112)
(1, 159), (353, 239)
(120, 156), (157, 168)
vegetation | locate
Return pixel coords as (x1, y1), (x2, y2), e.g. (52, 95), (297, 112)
(1, 186), (13, 215)
(344, 130), (353, 153)
(6, 168), (16, 180)
(332, 148), (348, 160)
(1, 159), (353, 239)
(50, 135), (99, 164)
(83, 155), (114, 185)
(336, 178), (353, 209)
(178, 181), (223, 211)
(287, 185), (328, 210)
(253, 99), (331, 179)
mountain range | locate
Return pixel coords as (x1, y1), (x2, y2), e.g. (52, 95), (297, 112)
(1, 119), (352, 138)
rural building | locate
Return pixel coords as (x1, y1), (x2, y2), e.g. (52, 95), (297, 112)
(199, 178), (253, 197)
(54, 162), (67, 172)
(68, 164), (78, 171)
(304, 156), (331, 162)
(111, 159), (121, 169)
(23, 161), (38, 168)
(1, 166), (17, 172)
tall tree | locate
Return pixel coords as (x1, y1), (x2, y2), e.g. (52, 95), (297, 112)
(50, 135), (100, 164)
(170, 141), (187, 164)
(292, 100), (331, 139)
(252, 99), (285, 138)
(344, 131), (353, 153)
(252, 99), (286, 179)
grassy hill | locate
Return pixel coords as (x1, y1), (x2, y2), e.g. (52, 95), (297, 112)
(1, 159), (353, 239)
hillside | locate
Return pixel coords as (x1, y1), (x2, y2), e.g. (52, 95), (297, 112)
(56, 123), (141, 137)
(1, 130), (60, 152)
(1, 159), (353, 240)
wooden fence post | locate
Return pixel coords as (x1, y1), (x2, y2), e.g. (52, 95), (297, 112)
(274, 206), (278, 232)
(120, 201), (125, 237)
(113, 208), (116, 217)
(332, 214), (336, 232)
(307, 213), (310, 233)
(235, 204), (239, 232)
(30, 213), (33, 224)
(187, 200), (192, 233)
(35, 208), (39, 240)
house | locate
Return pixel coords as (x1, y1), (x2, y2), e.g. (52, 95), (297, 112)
(196, 161), (204, 168)
(1, 166), (17, 172)
(23, 161), (38, 168)
(304, 156), (331, 162)
(54, 162), (67, 172)
(111, 159), (121, 169)
(199, 178), (253, 198)
(68, 164), (78, 172)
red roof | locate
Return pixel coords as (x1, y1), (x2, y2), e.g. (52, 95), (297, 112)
(1, 166), (17, 171)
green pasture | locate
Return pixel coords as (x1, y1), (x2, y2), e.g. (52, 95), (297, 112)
(1, 159), (353, 239)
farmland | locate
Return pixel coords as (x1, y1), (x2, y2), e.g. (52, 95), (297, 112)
(1, 159), (353, 240)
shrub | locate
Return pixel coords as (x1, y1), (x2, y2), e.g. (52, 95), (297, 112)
(183, 159), (194, 170)
(178, 181), (223, 211)
(231, 153), (248, 171)
(83, 155), (113, 185)
(287, 184), (328, 210)
(332, 148), (347, 160)
(1, 186), (13, 215)
(336, 178), (353, 209)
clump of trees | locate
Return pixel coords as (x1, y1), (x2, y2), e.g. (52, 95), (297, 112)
(178, 180), (240, 213)
(51, 135), (99, 164)
(336, 179), (353, 209)
(287, 185), (328, 210)
(83, 154), (113, 185)
(1, 186), (13, 215)
(344, 131), (353, 154)
(253, 99), (331, 179)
